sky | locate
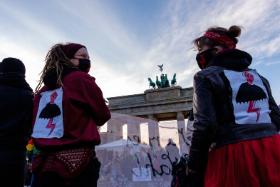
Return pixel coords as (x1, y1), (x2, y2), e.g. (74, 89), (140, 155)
(0, 0), (280, 104)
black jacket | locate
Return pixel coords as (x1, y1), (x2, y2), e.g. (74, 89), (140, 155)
(188, 49), (280, 176)
(0, 73), (33, 154)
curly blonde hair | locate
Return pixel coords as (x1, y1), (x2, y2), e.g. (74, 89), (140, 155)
(35, 43), (75, 92)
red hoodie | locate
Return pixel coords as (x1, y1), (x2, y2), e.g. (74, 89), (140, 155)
(32, 71), (111, 149)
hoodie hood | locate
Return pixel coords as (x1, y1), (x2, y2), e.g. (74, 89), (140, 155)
(43, 67), (78, 90)
(0, 57), (32, 91)
(0, 73), (32, 91)
(209, 49), (252, 71)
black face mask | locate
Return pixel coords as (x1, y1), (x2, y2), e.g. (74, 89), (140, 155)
(196, 48), (216, 69)
(78, 59), (91, 72)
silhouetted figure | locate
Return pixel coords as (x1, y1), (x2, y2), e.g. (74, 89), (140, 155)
(0, 57), (33, 187)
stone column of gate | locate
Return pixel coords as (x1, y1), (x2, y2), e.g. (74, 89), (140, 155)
(148, 114), (160, 149)
(107, 118), (124, 142)
(177, 112), (187, 155)
(126, 118), (141, 143)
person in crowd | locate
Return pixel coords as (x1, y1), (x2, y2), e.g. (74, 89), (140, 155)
(165, 138), (180, 164)
(186, 25), (280, 187)
(0, 57), (33, 187)
(31, 43), (111, 187)
(171, 110), (194, 187)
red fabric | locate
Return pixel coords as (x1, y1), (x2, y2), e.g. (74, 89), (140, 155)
(32, 71), (111, 149)
(204, 32), (236, 49)
(61, 43), (85, 59)
(205, 135), (280, 187)
(32, 147), (93, 181)
(197, 54), (206, 69)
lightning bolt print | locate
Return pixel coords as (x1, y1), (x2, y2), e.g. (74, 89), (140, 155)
(247, 101), (260, 122)
(45, 92), (58, 136)
(46, 118), (55, 136)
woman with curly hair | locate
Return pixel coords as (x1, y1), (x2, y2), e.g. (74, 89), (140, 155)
(31, 43), (111, 187)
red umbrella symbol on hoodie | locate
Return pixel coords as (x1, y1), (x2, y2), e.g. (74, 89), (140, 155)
(236, 71), (267, 122)
(39, 91), (61, 136)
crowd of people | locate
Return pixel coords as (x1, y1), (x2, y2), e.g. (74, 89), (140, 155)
(0, 25), (280, 187)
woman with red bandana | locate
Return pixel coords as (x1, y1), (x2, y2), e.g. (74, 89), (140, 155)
(186, 26), (280, 187)
(31, 43), (111, 187)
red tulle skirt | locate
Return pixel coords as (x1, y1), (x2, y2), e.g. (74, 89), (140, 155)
(205, 135), (280, 187)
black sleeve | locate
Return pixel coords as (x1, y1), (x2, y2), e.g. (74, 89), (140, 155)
(188, 73), (217, 175)
(23, 91), (34, 144)
(261, 76), (280, 131)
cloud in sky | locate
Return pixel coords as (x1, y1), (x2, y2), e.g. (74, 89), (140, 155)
(132, 0), (280, 101)
(0, 0), (279, 103)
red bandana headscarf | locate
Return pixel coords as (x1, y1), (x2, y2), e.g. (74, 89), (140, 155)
(204, 32), (236, 49)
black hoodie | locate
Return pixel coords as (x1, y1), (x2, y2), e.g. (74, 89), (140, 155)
(0, 67), (33, 163)
(187, 49), (280, 177)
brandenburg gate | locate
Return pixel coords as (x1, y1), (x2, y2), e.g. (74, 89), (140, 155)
(106, 84), (193, 152)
